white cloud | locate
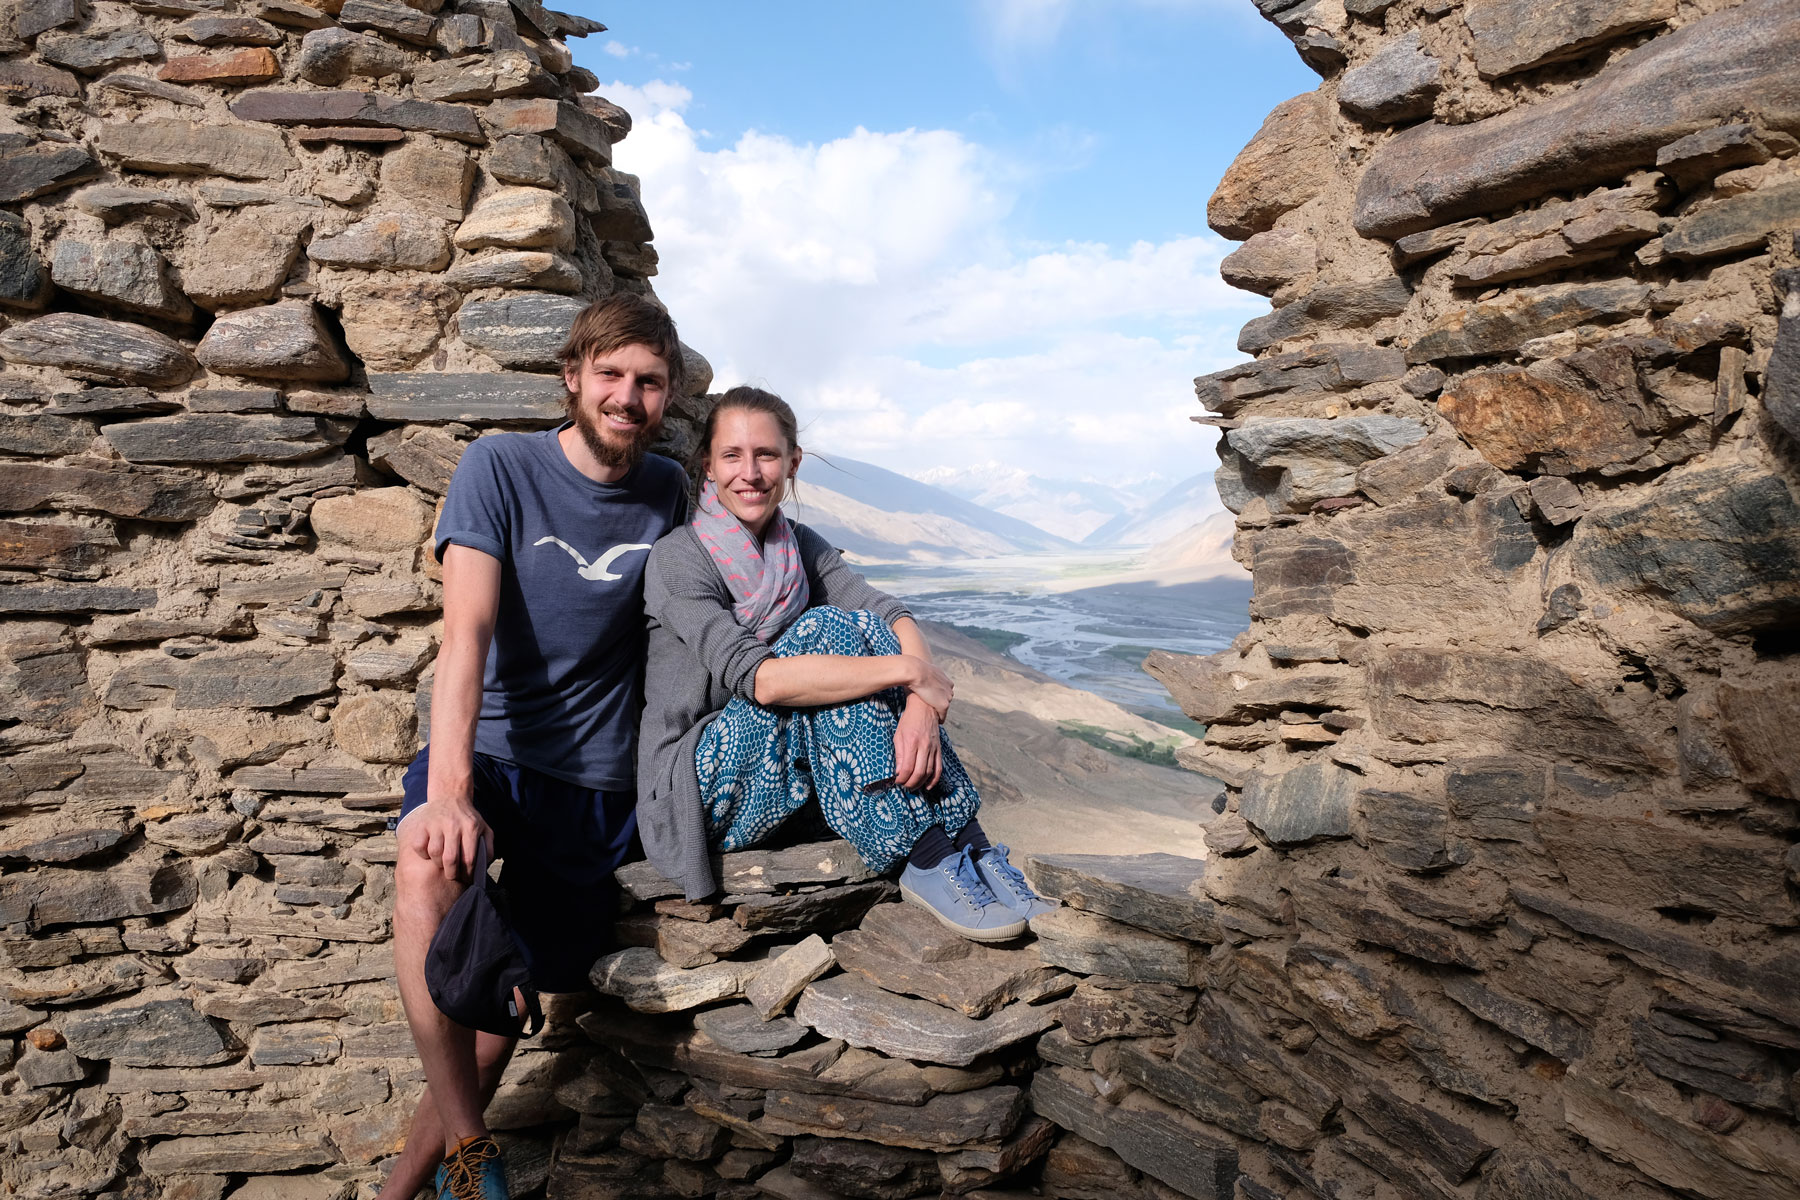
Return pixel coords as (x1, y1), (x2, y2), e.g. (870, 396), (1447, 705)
(602, 40), (634, 58)
(601, 80), (1259, 485)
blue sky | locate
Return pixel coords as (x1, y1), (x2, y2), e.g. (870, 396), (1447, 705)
(567, 0), (1314, 490)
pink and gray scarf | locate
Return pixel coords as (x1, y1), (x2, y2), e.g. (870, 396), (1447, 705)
(692, 480), (810, 643)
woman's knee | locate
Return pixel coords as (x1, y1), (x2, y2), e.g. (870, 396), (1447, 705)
(778, 606), (883, 656)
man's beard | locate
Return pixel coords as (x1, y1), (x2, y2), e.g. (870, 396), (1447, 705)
(573, 404), (660, 473)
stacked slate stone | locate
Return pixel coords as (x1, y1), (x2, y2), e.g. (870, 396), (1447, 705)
(563, 838), (1078, 1200)
(1137, 0), (1800, 1198)
(0, 0), (707, 1194)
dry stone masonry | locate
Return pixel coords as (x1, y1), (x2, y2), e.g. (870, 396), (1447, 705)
(1151, 0), (1800, 1196)
(5, 0), (1800, 1198)
(0, 0), (704, 1193)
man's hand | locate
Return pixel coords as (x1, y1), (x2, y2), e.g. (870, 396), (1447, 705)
(403, 796), (493, 882)
(904, 657), (954, 723)
(893, 695), (943, 792)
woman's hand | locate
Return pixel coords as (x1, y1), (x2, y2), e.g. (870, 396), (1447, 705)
(893, 695), (943, 792)
(904, 656), (954, 722)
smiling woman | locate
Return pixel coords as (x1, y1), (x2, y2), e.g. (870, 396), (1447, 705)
(635, 386), (1062, 941)
(573, 0), (1312, 493)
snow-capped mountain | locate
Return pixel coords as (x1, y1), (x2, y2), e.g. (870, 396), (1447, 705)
(1081, 471), (1225, 547)
(911, 462), (1168, 542)
(786, 455), (1080, 562)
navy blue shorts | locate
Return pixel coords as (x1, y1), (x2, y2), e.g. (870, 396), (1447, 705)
(398, 746), (638, 993)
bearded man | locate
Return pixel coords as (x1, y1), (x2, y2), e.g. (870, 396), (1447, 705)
(379, 293), (691, 1200)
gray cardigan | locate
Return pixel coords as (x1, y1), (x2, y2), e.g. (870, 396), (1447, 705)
(636, 522), (912, 900)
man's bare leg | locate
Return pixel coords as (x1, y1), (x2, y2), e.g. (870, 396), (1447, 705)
(376, 1032), (516, 1200)
(383, 839), (498, 1194)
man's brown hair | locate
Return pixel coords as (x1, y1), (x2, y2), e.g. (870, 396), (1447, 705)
(557, 292), (686, 404)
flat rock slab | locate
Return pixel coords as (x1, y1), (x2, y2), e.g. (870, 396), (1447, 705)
(455, 292), (586, 369)
(615, 839), (878, 902)
(484, 97), (613, 163)
(1031, 1066), (1240, 1200)
(1025, 854), (1219, 943)
(45, 387), (184, 417)
(230, 89), (484, 142)
(1464, 0), (1675, 79)
(616, 911), (752, 969)
(1663, 178), (1800, 262)
(590, 946), (762, 1013)
(0, 851), (196, 932)
(795, 973), (1061, 1067)
(1408, 280), (1651, 363)
(1241, 760), (1358, 846)
(62, 998), (233, 1066)
(139, 1133), (335, 1175)
(0, 143), (100, 205)
(103, 648), (338, 710)
(695, 1004), (810, 1055)
(734, 882), (897, 936)
(745, 934), (836, 1019)
(761, 1084), (1026, 1151)
(0, 313), (196, 386)
(789, 1136), (943, 1198)
(0, 585), (157, 613)
(365, 371), (565, 423)
(1029, 908), (1207, 986)
(95, 119), (295, 180)
(0, 459), (199, 523)
(0, 414), (96, 456)
(106, 414), (348, 464)
(197, 302), (350, 381)
(1353, 0), (1800, 237)
(454, 186), (576, 251)
(831, 925), (1070, 1018)
(1571, 462), (1800, 635)
(756, 1164), (855, 1200)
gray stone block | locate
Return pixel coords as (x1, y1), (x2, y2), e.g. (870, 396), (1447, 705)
(0, 143), (100, 205)
(794, 973), (1062, 1067)
(105, 414), (349, 464)
(366, 371), (566, 422)
(1338, 30), (1441, 123)
(1355, 0), (1800, 237)
(455, 292), (586, 369)
(1571, 463), (1800, 635)
(49, 239), (192, 320)
(0, 312), (197, 386)
(1241, 760), (1358, 845)
(63, 999), (233, 1067)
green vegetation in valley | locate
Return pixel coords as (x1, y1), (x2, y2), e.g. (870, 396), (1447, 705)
(1124, 704), (1205, 739)
(944, 623), (1029, 659)
(1058, 721), (1184, 769)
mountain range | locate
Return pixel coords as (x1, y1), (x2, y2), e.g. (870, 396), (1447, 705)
(786, 453), (1228, 565)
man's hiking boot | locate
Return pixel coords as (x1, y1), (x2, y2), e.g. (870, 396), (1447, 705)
(435, 1134), (510, 1200)
(973, 843), (1059, 920)
(899, 846), (1027, 942)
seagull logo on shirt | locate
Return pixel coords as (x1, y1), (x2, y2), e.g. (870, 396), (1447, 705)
(534, 537), (653, 582)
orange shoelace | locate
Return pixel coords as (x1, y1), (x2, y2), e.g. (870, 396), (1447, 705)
(441, 1135), (502, 1200)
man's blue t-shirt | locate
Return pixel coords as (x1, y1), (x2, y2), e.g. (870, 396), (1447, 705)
(435, 426), (689, 791)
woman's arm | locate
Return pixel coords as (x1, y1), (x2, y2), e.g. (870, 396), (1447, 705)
(752, 648), (948, 709)
(889, 616), (946, 790)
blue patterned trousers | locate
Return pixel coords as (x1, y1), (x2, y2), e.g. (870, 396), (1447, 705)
(697, 606), (982, 872)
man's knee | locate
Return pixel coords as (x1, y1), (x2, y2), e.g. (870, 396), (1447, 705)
(394, 839), (464, 928)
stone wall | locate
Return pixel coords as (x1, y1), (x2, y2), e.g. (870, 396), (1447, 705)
(0, 0), (703, 1193)
(1138, 0), (1800, 1196)
(6, 0), (1800, 1198)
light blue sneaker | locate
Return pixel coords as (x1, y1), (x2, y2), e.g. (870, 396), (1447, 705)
(435, 1134), (510, 1200)
(974, 843), (1059, 920)
(900, 847), (1028, 942)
